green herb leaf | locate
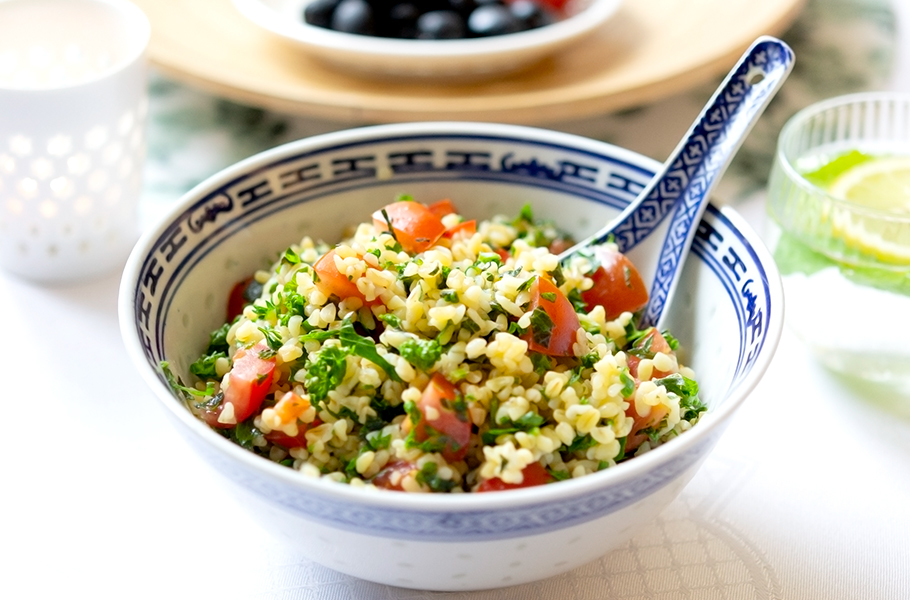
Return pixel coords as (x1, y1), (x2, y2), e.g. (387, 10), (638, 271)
(548, 265), (566, 287)
(283, 248), (301, 264)
(567, 288), (587, 313)
(620, 370), (635, 398)
(529, 306), (554, 348)
(516, 277), (535, 293)
(228, 420), (261, 450)
(530, 352), (551, 375)
(302, 317), (401, 382)
(399, 337), (442, 372)
(654, 373), (705, 420)
(207, 322), (232, 354)
(189, 351), (226, 379)
(661, 330), (680, 350)
(513, 204), (534, 225)
(378, 313), (402, 329)
(304, 345), (348, 406)
(481, 411), (545, 444)
(416, 462), (457, 493)
(258, 326), (283, 351)
(160, 361), (216, 399)
(440, 289), (459, 303)
(565, 433), (597, 453)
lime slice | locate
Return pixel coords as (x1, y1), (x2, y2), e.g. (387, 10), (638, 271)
(828, 156), (910, 214)
(820, 155), (910, 265)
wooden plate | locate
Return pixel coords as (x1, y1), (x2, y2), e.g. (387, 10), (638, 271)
(133, 0), (806, 124)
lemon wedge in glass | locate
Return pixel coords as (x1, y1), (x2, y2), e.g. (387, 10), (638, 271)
(818, 154), (910, 265)
(828, 156), (910, 214)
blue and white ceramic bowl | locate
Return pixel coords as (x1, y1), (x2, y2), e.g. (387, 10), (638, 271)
(118, 122), (782, 591)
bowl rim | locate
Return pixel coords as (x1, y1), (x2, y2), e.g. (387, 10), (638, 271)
(119, 121), (783, 513)
(231, 0), (622, 59)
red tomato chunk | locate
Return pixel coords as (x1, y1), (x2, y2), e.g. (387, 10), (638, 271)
(410, 373), (472, 463)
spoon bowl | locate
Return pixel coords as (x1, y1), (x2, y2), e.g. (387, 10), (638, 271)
(560, 36), (794, 329)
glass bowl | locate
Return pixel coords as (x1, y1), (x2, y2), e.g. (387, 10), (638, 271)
(766, 92), (910, 382)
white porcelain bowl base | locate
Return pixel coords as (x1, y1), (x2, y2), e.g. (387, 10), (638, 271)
(232, 0), (622, 80)
(119, 122), (783, 591)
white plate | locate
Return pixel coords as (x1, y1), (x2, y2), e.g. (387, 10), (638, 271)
(232, 0), (622, 80)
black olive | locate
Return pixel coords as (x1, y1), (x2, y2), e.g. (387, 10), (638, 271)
(302, 0), (558, 39)
(508, 0), (553, 29)
(467, 4), (522, 36)
(303, 0), (342, 28)
(446, 0), (478, 15)
(331, 0), (375, 34)
(242, 279), (264, 305)
(416, 10), (467, 38)
(387, 2), (421, 37)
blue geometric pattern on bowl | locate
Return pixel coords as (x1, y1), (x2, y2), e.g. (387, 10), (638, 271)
(603, 37), (794, 329)
(185, 418), (719, 542)
(126, 129), (776, 541)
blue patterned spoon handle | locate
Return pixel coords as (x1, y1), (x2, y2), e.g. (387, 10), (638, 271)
(560, 36), (794, 330)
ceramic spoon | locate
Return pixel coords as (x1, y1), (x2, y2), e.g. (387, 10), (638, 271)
(558, 36), (794, 329)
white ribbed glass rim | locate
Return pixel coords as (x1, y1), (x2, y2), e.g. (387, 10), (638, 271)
(768, 92), (910, 268)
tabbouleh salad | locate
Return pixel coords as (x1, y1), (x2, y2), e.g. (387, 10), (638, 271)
(166, 196), (705, 493)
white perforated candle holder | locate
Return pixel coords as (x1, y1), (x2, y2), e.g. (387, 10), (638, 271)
(0, 0), (149, 282)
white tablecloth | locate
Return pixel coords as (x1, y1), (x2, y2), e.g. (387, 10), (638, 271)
(2, 0), (910, 598)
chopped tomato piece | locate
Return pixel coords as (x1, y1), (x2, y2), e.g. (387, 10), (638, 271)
(427, 198), (457, 218)
(443, 219), (476, 239)
(372, 460), (418, 491)
(625, 329), (674, 380)
(523, 277), (581, 356)
(314, 249), (370, 304)
(198, 403), (232, 430)
(623, 329), (674, 452)
(264, 391), (320, 449)
(223, 342), (276, 423)
(265, 420), (322, 449)
(411, 372), (472, 462)
(547, 237), (574, 255)
(476, 462), (554, 492)
(581, 250), (648, 320)
(625, 404), (669, 453)
(372, 200), (446, 254)
(272, 390), (311, 422)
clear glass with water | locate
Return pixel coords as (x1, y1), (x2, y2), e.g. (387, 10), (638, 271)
(766, 92), (910, 382)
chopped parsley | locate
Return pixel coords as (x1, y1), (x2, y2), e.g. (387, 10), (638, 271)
(416, 462), (456, 493)
(565, 433), (598, 454)
(654, 373), (705, 420)
(440, 289), (459, 303)
(282, 247), (301, 265)
(399, 337), (442, 372)
(301, 317), (400, 382)
(482, 411), (545, 445)
(530, 352), (552, 375)
(161, 361), (215, 399)
(303, 345), (348, 406)
(378, 313), (402, 329)
(258, 325), (283, 351)
(529, 307), (554, 348)
(189, 351), (226, 379)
